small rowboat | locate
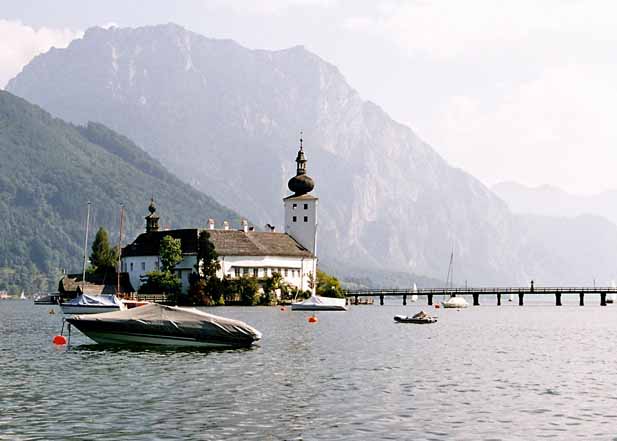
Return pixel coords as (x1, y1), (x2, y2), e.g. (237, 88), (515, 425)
(394, 312), (437, 324)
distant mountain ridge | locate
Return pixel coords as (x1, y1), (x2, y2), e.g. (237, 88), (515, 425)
(493, 181), (617, 225)
(8, 23), (617, 285)
(0, 90), (239, 292)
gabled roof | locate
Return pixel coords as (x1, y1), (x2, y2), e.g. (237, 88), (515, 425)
(122, 229), (199, 257)
(122, 228), (314, 259)
(208, 230), (314, 258)
(59, 272), (134, 295)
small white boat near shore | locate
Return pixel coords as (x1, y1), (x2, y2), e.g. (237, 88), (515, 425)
(65, 303), (262, 348)
(291, 295), (347, 311)
(60, 294), (125, 315)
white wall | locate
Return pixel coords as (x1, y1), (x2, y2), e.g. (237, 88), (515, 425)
(121, 255), (197, 294)
(284, 196), (318, 255)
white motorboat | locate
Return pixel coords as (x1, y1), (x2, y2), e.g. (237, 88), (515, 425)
(442, 296), (469, 309)
(65, 303), (262, 348)
(60, 294), (125, 315)
(291, 295), (347, 311)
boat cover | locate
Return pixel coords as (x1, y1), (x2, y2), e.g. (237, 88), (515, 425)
(67, 303), (262, 346)
(292, 295), (347, 309)
(63, 294), (123, 306)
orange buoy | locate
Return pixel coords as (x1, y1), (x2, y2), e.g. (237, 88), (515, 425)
(308, 315), (318, 323)
(52, 335), (67, 345)
(280, 307), (286, 311)
(434, 304), (441, 309)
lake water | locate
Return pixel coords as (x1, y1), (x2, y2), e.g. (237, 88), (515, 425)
(2, 298), (617, 440)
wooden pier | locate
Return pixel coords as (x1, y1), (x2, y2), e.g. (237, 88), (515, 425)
(344, 286), (617, 306)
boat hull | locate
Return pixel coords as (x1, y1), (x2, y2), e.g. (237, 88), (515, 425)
(291, 304), (347, 311)
(394, 315), (437, 324)
(74, 329), (243, 348)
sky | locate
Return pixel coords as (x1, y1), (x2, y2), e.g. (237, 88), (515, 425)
(1, 0), (616, 195)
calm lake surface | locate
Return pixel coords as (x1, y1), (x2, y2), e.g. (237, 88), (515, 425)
(2, 297), (617, 440)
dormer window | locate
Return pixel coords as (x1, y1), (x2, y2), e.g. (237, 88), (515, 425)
(304, 203), (308, 209)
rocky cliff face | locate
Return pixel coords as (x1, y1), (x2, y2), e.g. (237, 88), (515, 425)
(8, 24), (614, 285)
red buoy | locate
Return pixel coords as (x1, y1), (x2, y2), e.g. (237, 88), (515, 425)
(280, 307), (286, 311)
(308, 315), (318, 323)
(52, 335), (67, 345)
(435, 304), (441, 309)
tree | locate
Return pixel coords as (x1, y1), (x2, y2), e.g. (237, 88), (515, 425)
(316, 269), (344, 298)
(90, 227), (117, 275)
(197, 230), (220, 279)
(140, 235), (182, 304)
(188, 230), (222, 305)
(160, 235), (182, 273)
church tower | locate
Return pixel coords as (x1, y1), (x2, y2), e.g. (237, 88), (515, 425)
(145, 198), (160, 233)
(284, 135), (318, 256)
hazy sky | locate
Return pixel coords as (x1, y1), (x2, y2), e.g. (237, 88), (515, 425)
(2, 0), (616, 194)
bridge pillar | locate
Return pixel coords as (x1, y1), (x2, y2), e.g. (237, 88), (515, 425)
(403, 294), (407, 306)
(555, 293), (562, 306)
(427, 294), (433, 306)
(473, 293), (480, 306)
(379, 295), (384, 306)
(601, 293), (607, 306)
(355, 295), (359, 305)
(579, 293), (584, 306)
(497, 293), (501, 306)
(518, 293), (524, 306)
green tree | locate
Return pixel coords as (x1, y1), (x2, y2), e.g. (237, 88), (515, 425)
(90, 227), (118, 275)
(140, 235), (183, 304)
(316, 269), (344, 298)
(188, 230), (221, 305)
(160, 235), (182, 273)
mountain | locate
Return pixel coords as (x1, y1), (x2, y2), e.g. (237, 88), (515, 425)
(7, 23), (617, 285)
(0, 90), (239, 292)
(493, 181), (617, 224)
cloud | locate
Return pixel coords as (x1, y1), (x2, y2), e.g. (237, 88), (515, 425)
(430, 64), (617, 193)
(0, 20), (82, 89)
(343, 1), (617, 60)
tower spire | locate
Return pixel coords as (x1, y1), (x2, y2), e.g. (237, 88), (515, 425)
(288, 133), (314, 195)
(145, 198), (160, 233)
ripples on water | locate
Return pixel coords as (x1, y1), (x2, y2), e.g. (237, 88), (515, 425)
(2, 299), (617, 440)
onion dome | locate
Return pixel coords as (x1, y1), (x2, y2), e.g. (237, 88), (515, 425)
(287, 135), (315, 196)
(145, 198), (159, 233)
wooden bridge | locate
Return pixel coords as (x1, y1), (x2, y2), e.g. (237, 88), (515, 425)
(343, 286), (617, 306)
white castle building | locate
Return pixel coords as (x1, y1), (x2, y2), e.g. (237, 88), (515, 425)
(121, 139), (318, 294)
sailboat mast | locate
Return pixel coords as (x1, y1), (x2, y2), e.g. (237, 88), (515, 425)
(116, 204), (124, 295)
(82, 201), (91, 288)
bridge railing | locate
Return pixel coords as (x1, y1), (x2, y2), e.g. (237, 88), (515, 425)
(343, 286), (617, 295)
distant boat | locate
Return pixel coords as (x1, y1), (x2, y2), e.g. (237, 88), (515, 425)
(394, 311), (437, 324)
(20, 291), (26, 300)
(291, 295), (347, 311)
(441, 250), (469, 309)
(411, 283), (418, 302)
(509, 293), (514, 302)
(0, 291), (9, 300)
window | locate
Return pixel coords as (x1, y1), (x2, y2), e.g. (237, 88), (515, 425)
(284, 268), (288, 277)
(263, 268), (269, 277)
(234, 267), (241, 278)
(253, 268), (258, 278)
(130, 262), (133, 272)
(304, 216), (308, 222)
(292, 216), (297, 222)
(243, 267), (249, 276)
(304, 203), (308, 209)
(292, 203), (297, 209)
(141, 262), (146, 271)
